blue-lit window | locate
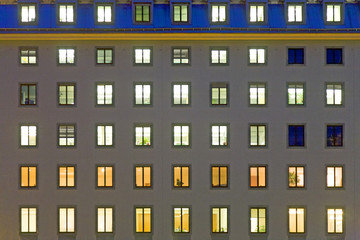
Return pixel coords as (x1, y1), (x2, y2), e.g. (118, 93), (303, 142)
(288, 125), (304, 147)
(288, 48), (304, 64)
(327, 125), (343, 147)
(326, 48), (342, 64)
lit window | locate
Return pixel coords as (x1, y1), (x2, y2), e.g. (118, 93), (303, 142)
(211, 83), (228, 105)
(327, 166), (343, 188)
(288, 125), (304, 147)
(20, 4), (36, 23)
(211, 4), (227, 23)
(327, 125), (343, 147)
(59, 166), (75, 188)
(174, 207), (190, 233)
(326, 48), (343, 64)
(211, 166), (228, 188)
(212, 207), (228, 233)
(134, 48), (152, 64)
(327, 208), (343, 233)
(173, 83), (190, 105)
(249, 5), (264, 23)
(96, 48), (113, 64)
(135, 4), (151, 23)
(58, 48), (75, 65)
(287, 4), (303, 23)
(20, 47), (37, 65)
(97, 166), (113, 188)
(250, 207), (266, 233)
(135, 207), (152, 233)
(58, 125), (75, 147)
(97, 4), (112, 23)
(173, 124), (190, 146)
(20, 207), (37, 233)
(173, 4), (189, 23)
(58, 83), (75, 105)
(210, 48), (228, 65)
(250, 125), (266, 147)
(58, 4), (74, 23)
(135, 125), (152, 146)
(135, 166), (152, 188)
(135, 84), (152, 105)
(326, 4), (342, 23)
(20, 84), (37, 105)
(289, 207), (305, 233)
(97, 207), (113, 233)
(249, 83), (266, 105)
(173, 166), (190, 188)
(250, 166), (266, 188)
(288, 166), (305, 188)
(288, 83), (304, 105)
(288, 48), (304, 64)
(59, 207), (75, 233)
(97, 83), (113, 105)
(97, 125), (113, 147)
(20, 125), (37, 147)
(20, 166), (37, 188)
(173, 48), (190, 65)
(249, 48), (266, 64)
(211, 125), (228, 146)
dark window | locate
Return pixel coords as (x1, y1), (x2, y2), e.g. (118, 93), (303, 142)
(20, 84), (37, 105)
(327, 125), (343, 147)
(326, 48), (342, 64)
(288, 125), (304, 147)
(288, 48), (304, 64)
(96, 48), (113, 64)
(135, 4), (151, 23)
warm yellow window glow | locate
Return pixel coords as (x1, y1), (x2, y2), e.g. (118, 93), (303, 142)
(327, 208), (343, 233)
(59, 166), (75, 188)
(173, 166), (190, 188)
(97, 166), (113, 187)
(289, 208), (305, 233)
(136, 166), (151, 187)
(212, 166), (228, 187)
(97, 207), (113, 233)
(288, 166), (304, 188)
(136, 207), (151, 232)
(250, 166), (266, 188)
(21, 208), (37, 233)
(212, 207), (228, 233)
(59, 207), (75, 233)
(174, 207), (190, 233)
(327, 166), (343, 188)
(21, 166), (36, 188)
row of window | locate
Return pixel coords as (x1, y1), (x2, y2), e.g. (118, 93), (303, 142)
(19, 46), (344, 65)
(18, 2), (345, 25)
(19, 206), (344, 234)
(19, 124), (344, 148)
(20, 165), (344, 189)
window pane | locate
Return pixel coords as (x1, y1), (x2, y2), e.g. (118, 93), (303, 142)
(144, 208), (151, 232)
(212, 208), (220, 232)
(136, 208), (143, 232)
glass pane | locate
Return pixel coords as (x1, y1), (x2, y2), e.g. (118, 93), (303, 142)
(335, 167), (342, 187)
(68, 167), (75, 187)
(297, 208), (304, 233)
(182, 126), (189, 145)
(21, 208), (29, 232)
(220, 88), (227, 104)
(67, 208), (75, 232)
(289, 208), (297, 233)
(105, 167), (113, 187)
(182, 208), (190, 232)
(29, 167), (36, 187)
(174, 208), (181, 232)
(327, 5), (333, 21)
(21, 126), (29, 146)
(212, 208), (219, 232)
(29, 208), (36, 232)
(258, 126), (266, 146)
(144, 127), (151, 145)
(105, 6), (112, 22)
(59, 208), (67, 232)
(212, 6), (219, 22)
(335, 209), (343, 233)
(250, 167), (258, 187)
(250, 6), (257, 22)
(98, 208), (105, 232)
(144, 208), (151, 232)
(144, 167), (151, 187)
(136, 167), (143, 187)
(328, 209), (335, 233)
(288, 6), (295, 22)
(136, 208), (143, 232)
(106, 208), (113, 232)
(250, 126), (258, 146)
(182, 167), (189, 187)
(258, 49), (265, 63)
(259, 167), (266, 186)
(97, 167), (105, 187)
(143, 49), (151, 63)
(327, 167), (335, 187)
(105, 85), (113, 104)
(250, 209), (258, 232)
(143, 85), (151, 104)
(135, 127), (143, 145)
(182, 85), (189, 104)
(212, 167), (219, 187)
(105, 126), (112, 145)
(28, 126), (37, 146)
(220, 208), (227, 232)
(174, 167), (181, 187)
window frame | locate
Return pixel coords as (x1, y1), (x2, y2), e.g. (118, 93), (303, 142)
(287, 124), (305, 148)
(96, 123), (115, 147)
(96, 82), (115, 107)
(19, 165), (38, 189)
(173, 206), (191, 234)
(134, 82), (153, 106)
(210, 123), (229, 148)
(19, 124), (38, 148)
(326, 206), (345, 234)
(133, 3), (153, 24)
(57, 47), (76, 65)
(20, 83), (37, 106)
(324, 3), (343, 24)
(211, 206), (229, 234)
(326, 165), (344, 189)
(172, 82), (191, 106)
(287, 47), (305, 65)
(211, 165), (229, 189)
(134, 206), (153, 233)
(134, 165), (153, 189)
(325, 47), (344, 65)
(96, 47), (114, 65)
(19, 206), (38, 234)
(172, 123), (191, 148)
(286, 3), (305, 24)
(19, 46), (38, 65)
(171, 3), (191, 24)
(249, 123), (267, 148)
(249, 165), (267, 189)
(287, 82), (305, 106)
(19, 3), (38, 25)
(134, 123), (153, 147)
(288, 206), (306, 234)
(172, 165), (191, 189)
(325, 82), (344, 107)
(209, 3), (229, 24)
(57, 3), (76, 25)
(287, 165), (306, 189)
(248, 47), (267, 65)
(58, 206), (76, 234)
(95, 3), (114, 24)
(326, 124), (343, 148)
(96, 165), (115, 189)
(249, 206), (267, 234)
(96, 206), (114, 233)
(172, 47), (191, 65)
(57, 123), (76, 148)
(249, 82), (267, 106)
(57, 165), (76, 189)
(210, 47), (229, 66)
(133, 47), (153, 65)
(248, 3), (267, 24)
(58, 82), (76, 107)
(210, 82), (229, 106)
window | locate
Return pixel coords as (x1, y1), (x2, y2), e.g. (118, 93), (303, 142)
(249, 83), (266, 105)
(173, 4), (189, 23)
(135, 207), (152, 233)
(211, 4), (227, 23)
(326, 4), (342, 23)
(97, 83), (113, 105)
(134, 48), (152, 65)
(173, 124), (190, 147)
(20, 207), (37, 233)
(210, 48), (228, 65)
(211, 125), (228, 146)
(58, 48), (75, 65)
(174, 207), (190, 233)
(326, 48), (343, 64)
(97, 166), (113, 188)
(173, 83), (190, 105)
(249, 48), (266, 64)
(59, 207), (75, 233)
(211, 83), (228, 105)
(58, 4), (74, 23)
(173, 48), (190, 65)
(211, 166), (228, 188)
(288, 83), (304, 105)
(96, 125), (113, 147)
(135, 125), (152, 146)
(135, 166), (152, 188)
(20, 4), (36, 23)
(288, 125), (305, 147)
(20, 47), (37, 65)
(289, 207), (305, 233)
(58, 124), (75, 147)
(288, 48), (304, 64)
(287, 4), (303, 23)
(135, 4), (151, 23)
(97, 207), (113, 233)
(327, 166), (343, 188)
(20, 125), (37, 147)
(59, 166), (75, 188)
(249, 4), (265, 23)
(327, 125), (343, 147)
(250, 207), (266, 233)
(288, 166), (305, 188)
(212, 207), (228, 233)
(250, 166), (266, 188)
(96, 48), (113, 64)
(250, 125), (266, 147)
(20, 166), (37, 188)
(135, 83), (152, 105)
(173, 166), (190, 188)
(20, 84), (36, 105)
(96, 4), (112, 23)
(327, 208), (343, 233)
(58, 83), (75, 105)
